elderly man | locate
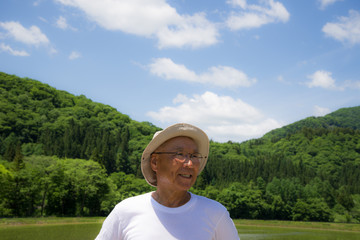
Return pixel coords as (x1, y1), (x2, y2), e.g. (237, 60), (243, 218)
(95, 123), (239, 240)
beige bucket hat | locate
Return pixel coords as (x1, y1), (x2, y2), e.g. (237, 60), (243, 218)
(141, 123), (209, 187)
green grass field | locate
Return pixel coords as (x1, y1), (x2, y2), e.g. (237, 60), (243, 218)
(1, 217), (359, 240)
(233, 219), (360, 232)
(2, 217), (359, 231)
(0, 217), (105, 226)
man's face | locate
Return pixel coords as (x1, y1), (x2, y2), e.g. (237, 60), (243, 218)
(151, 136), (200, 192)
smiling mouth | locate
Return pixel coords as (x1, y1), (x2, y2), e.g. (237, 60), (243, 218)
(179, 174), (192, 178)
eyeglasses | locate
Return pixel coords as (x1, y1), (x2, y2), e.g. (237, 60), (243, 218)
(151, 151), (203, 163)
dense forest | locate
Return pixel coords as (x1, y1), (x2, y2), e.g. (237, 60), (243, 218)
(0, 72), (359, 223)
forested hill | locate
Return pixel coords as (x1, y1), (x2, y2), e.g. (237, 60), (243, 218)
(1, 72), (360, 222)
(203, 105), (360, 190)
(0, 72), (160, 175)
(264, 106), (360, 141)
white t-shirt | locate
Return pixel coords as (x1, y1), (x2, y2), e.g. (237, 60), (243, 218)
(95, 192), (239, 240)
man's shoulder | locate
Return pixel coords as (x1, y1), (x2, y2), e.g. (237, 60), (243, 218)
(114, 192), (152, 211)
(192, 193), (227, 213)
(190, 193), (231, 226)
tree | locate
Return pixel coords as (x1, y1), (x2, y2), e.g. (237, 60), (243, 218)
(336, 186), (354, 210)
(0, 164), (14, 216)
(62, 158), (109, 216)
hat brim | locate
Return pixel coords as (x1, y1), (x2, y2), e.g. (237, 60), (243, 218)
(141, 123), (209, 187)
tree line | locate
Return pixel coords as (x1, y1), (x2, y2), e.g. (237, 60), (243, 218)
(1, 155), (359, 223)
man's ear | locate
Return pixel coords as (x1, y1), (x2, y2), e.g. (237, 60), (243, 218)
(150, 155), (158, 172)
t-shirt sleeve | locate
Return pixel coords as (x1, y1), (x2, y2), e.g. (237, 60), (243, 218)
(214, 211), (240, 240)
(95, 207), (121, 240)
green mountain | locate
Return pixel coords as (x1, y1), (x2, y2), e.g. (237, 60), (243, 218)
(264, 106), (360, 141)
(0, 72), (160, 175)
(202, 106), (360, 191)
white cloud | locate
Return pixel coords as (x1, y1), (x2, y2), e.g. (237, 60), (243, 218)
(55, 0), (219, 49)
(156, 13), (219, 49)
(38, 17), (48, 23)
(0, 21), (49, 46)
(0, 21), (56, 55)
(56, 16), (68, 29)
(306, 70), (340, 90)
(228, 0), (247, 9)
(49, 46), (58, 55)
(313, 105), (331, 117)
(277, 75), (290, 84)
(344, 80), (360, 89)
(306, 70), (360, 91)
(33, 0), (44, 6)
(0, 43), (29, 56)
(149, 58), (256, 88)
(56, 16), (77, 31)
(226, 0), (290, 30)
(318, 0), (342, 10)
(322, 10), (360, 45)
(69, 51), (81, 60)
(147, 91), (282, 142)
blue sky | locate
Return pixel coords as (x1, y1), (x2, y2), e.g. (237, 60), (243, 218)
(1, 0), (360, 142)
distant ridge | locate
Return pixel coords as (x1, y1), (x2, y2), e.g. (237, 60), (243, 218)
(263, 106), (360, 140)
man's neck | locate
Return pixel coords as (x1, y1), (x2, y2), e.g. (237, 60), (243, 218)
(152, 189), (191, 208)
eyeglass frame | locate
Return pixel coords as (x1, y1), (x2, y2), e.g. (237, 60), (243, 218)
(151, 151), (203, 163)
